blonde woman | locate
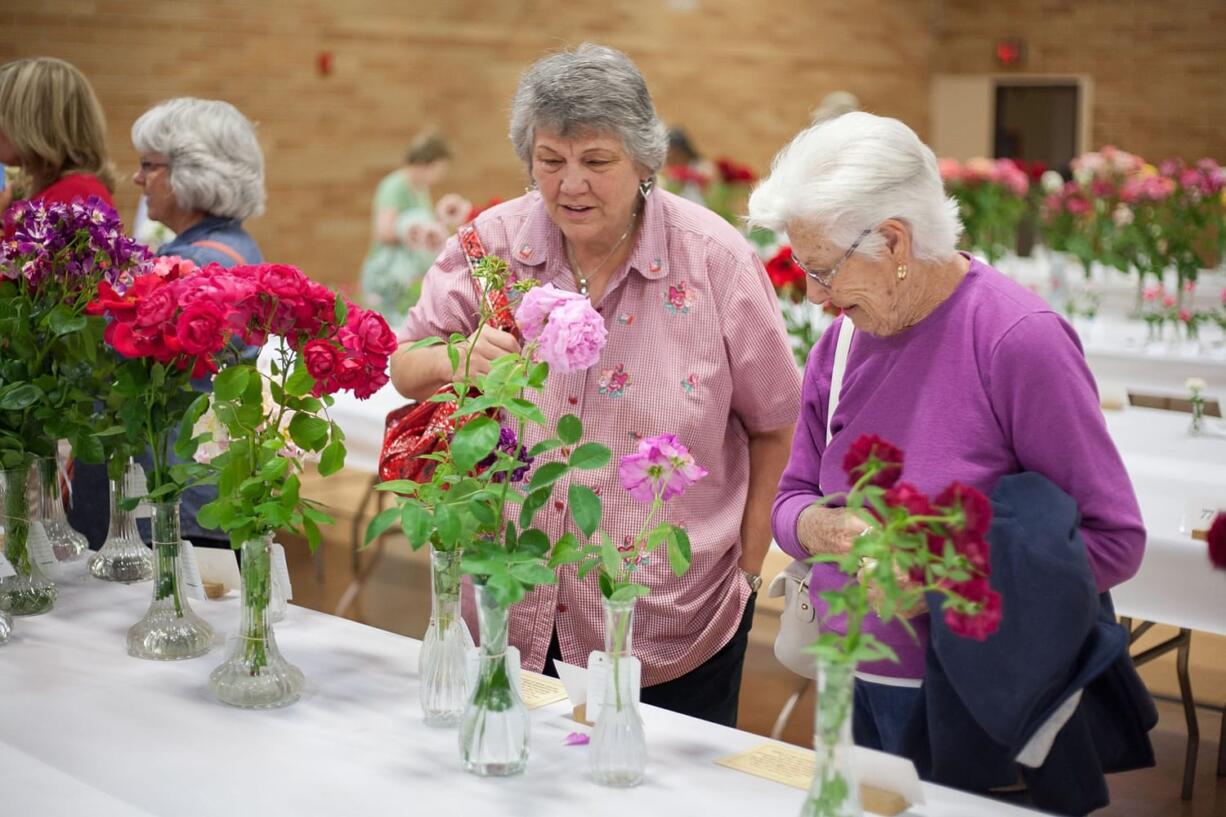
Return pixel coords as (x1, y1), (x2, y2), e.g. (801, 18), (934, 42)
(0, 57), (116, 227)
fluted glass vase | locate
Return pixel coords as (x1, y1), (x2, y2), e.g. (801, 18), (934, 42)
(209, 535), (304, 708)
(459, 582), (528, 776)
(591, 595), (646, 787)
(421, 544), (471, 726)
(800, 659), (862, 817)
(126, 502), (213, 659)
(0, 466), (56, 616)
(0, 609), (11, 644)
(36, 455), (87, 561)
(88, 460), (153, 583)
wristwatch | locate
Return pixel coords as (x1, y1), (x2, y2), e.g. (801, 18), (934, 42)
(740, 568), (763, 593)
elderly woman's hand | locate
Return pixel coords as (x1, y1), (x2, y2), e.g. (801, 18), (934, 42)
(450, 326), (521, 379)
(796, 504), (870, 556)
(861, 560), (929, 620)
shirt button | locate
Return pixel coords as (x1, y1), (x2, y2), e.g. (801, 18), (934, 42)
(557, 603), (568, 613)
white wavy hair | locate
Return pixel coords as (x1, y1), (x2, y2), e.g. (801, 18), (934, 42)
(131, 97), (266, 220)
(748, 112), (962, 262)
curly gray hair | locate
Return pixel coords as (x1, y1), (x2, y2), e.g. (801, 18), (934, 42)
(131, 98), (266, 220)
(509, 43), (667, 175)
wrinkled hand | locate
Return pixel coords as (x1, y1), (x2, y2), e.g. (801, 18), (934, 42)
(861, 559), (928, 620)
(453, 326), (521, 378)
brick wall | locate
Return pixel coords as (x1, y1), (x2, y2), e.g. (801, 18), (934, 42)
(0, 0), (933, 288)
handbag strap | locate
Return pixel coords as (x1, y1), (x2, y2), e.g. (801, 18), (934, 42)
(456, 223), (518, 336)
(826, 316), (855, 445)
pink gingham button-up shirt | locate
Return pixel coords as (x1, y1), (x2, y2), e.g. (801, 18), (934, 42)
(402, 189), (800, 685)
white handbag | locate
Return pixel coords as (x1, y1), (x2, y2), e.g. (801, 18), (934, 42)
(769, 317), (855, 679)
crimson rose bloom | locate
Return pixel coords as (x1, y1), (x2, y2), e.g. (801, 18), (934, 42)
(1208, 512), (1226, 570)
(766, 246), (805, 292)
(303, 339), (340, 382)
(934, 482), (993, 538)
(842, 434), (904, 489)
(175, 300), (227, 356)
(348, 308), (398, 358)
(942, 576), (1003, 641)
(255, 263), (310, 300)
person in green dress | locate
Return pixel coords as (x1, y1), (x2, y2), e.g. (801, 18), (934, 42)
(360, 131), (453, 326)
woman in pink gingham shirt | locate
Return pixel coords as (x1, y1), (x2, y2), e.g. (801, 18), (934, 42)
(392, 44), (800, 726)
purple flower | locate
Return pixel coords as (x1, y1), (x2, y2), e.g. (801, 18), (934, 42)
(618, 433), (708, 503)
(477, 426), (534, 483)
(563, 731), (590, 746)
(2, 196), (149, 290)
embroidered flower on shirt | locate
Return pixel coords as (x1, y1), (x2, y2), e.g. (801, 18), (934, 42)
(616, 313), (635, 326)
(664, 280), (694, 315)
(598, 363), (630, 398)
(681, 373), (698, 395)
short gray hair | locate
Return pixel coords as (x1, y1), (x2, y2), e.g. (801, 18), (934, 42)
(131, 98), (266, 220)
(509, 43), (667, 174)
(748, 112), (962, 263)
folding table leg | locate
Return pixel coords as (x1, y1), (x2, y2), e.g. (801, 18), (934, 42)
(1175, 628), (1198, 801)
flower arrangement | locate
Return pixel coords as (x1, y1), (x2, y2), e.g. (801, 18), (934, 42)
(939, 157), (1030, 264)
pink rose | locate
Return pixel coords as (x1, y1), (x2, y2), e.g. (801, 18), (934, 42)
(134, 285), (179, 334)
(254, 264), (310, 300)
(514, 284), (585, 342)
(175, 300), (227, 356)
(618, 433), (707, 504)
(534, 296), (608, 374)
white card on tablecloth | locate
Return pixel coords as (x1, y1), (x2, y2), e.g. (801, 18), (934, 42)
(853, 746), (926, 806)
(27, 522), (60, 577)
(585, 650), (641, 723)
(0, 551), (16, 579)
(270, 541), (293, 601)
(178, 540), (206, 601)
(465, 645), (521, 695)
(553, 659), (588, 706)
(126, 462), (152, 519)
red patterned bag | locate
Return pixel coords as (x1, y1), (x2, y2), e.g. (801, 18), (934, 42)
(377, 224), (519, 483)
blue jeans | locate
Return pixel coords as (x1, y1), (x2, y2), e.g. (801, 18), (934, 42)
(852, 679), (920, 755)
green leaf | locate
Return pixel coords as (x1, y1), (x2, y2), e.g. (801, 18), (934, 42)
(577, 557), (600, 582)
(506, 398), (547, 426)
(528, 461), (569, 492)
(285, 360), (314, 398)
(374, 479), (421, 494)
(0, 384), (42, 411)
(600, 533), (621, 577)
(318, 440), (346, 476)
(611, 583), (651, 602)
(48, 305), (87, 336)
(527, 361), (549, 388)
(71, 431), (104, 465)
(557, 414), (582, 445)
(334, 292), (348, 324)
(288, 414), (329, 451)
(213, 366), (251, 402)
(569, 443), (610, 471)
(509, 562), (556, 586)
(400, 503), (432, 548)
(547, 532), (585, 567)
(567, 484), (601, 538)
(303, 515), (322, 552)
(197, 501), (223, 530)
(406, 336), (444, 351)
(434, 503), (461, 546)
(364, 506), (401, 545)
(451, 415), (500, 472)
(529, 438), (563, 457)
(667, 527), (692, 577)
(518, 487), (549, 530)
(517, 528), (550, 556)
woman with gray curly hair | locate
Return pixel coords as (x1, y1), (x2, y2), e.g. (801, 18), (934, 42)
(131, 97), (264, 268)
(393, 43), (800, 726)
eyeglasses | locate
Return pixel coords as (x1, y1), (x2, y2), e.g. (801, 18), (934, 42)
(137, 160), (170, 175)
(791, 228), (872, 288)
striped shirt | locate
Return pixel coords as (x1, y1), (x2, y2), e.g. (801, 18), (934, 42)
(402, 189), (800, 684)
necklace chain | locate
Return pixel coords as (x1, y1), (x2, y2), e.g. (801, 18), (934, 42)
(565, 210), (638, 297)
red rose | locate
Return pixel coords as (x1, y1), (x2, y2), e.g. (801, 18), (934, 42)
(1208, 512), (1226, 570)
(766, 246), (805, 292)
(347, 308), (397, 358)
(943, 577), (1002, 641)
(934, 482), (992, 539)
(133, 283), (178, 334)
(354, 364), (389, 399)
(175, 300), (227, 356)
(254, 264), (310, 300)
(303, 339), (340, 381)
(466, 198), (504, 223)
(842, 434), (904, 489)
(716, 157), (756, 184)
(332, 356), (365, 390)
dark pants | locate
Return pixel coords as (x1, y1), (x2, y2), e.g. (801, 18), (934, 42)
(544, 591), (757, 728)
(853, 679), (920, 755)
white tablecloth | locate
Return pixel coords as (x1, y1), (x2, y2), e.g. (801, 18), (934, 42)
(0, 563), (1044, 817)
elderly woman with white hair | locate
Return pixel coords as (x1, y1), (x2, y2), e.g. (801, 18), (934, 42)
(750, 113), (1145, 753)
(392, 43), (800, 726)
(131, 97), (265, 268)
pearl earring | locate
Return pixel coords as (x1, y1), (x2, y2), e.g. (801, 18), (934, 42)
(896, 263), (908, 280)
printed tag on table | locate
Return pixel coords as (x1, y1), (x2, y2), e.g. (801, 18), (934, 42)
(27, 522), (60, 577)
(270, 541), (293, 601)
(584, 650), (641, 723)
(519, 672), (568, 710)
(0, 550), (16, 579)
(178, 540), (206, 601)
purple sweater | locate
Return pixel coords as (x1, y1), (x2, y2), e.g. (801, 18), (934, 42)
(772, 258), (1146, 679)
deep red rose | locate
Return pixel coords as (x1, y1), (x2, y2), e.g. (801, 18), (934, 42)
(332, 356), (365, 390)
(303, 338), (340, 381)
(716, 157), (756, 184)
(934, 482), (992, 538)
(884, 482), (931, 518)
(943, 577), (1002, 641)
(355, 364), (389, 399)
(133, 284), (178, 334)
(254, 263), (310, 300)
(842, 434), (904, 489)
(1208, 512), (1226, 570)
(766, 246), (805, 292)
(347, 308), (397, 358)
(175, 300), (227, 356)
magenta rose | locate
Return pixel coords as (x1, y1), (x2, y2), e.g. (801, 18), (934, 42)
(514, 284), (586, 342)
(303, 339), (340, 382)
(255, 263), (310, 300)
(842, 434), (904, 489)
(535, 297), (608, 374)
(618, 433), (708, 504)
(133, 285), (179, 334)
(347, 307), (397, 358)
(175, 300), (227, 356)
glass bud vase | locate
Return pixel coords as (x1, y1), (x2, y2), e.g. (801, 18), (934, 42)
(36, 456), (87, 561)
(0, 609), (11, 644)
(459, 582), (528, 776)
(126, 502), (213, 660)
(0, 466), (57, 616)
(421, 544), (471, 726)
(88, 461), (153, 583)
(1189, 396), (1204, 436)
(209, 535), (304, 708)
(800, 659), (862, 817)
(591, 595), (646, 787)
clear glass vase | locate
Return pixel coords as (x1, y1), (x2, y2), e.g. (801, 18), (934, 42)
(800, 659), (862, 817)
(209, 535), (304, 708)
(1189, 397), (1204, 436)
(0, 609), (11, 644)
(421, 544), (472, 726)
(88, 460), (153, 583)
(0, 465), (57, 616)
(126, 502), (214, 660)
(591, 595), (646, 787)
(36, 455), (87, 561)
(459, 582), (528, 776)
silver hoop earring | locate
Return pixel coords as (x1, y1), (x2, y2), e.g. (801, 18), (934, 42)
(638, 177), (655, 199)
